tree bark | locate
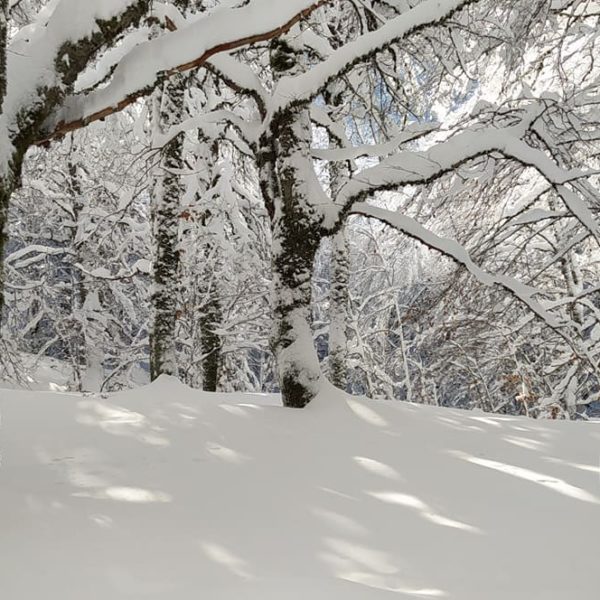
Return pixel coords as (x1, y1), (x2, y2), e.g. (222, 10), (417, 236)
(198, 205), (223, 392)
(149, 75), (186, 380)
(329, 227), (349, 390)
(0, 182), (10, 326)
(269, 128), (322, 402)
(66, 153), (89, 391)
(270, 192), (322, 407)
(262, 37), (324, 407)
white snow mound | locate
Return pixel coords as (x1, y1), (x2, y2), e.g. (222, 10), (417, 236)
(1, 376), (599, 599)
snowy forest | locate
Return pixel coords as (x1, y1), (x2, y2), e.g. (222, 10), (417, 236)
(1, 2), (600, 599)
(0, 0), (600, 418)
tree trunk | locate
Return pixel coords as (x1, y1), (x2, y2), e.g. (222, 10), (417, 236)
(271, 200), (322, 407)
(199, 287), (222, 392)
(266, 37), (325, 407)
(0, 182), (10, 326)
(268, 111), (322, 406)
(0, 0), (10, 326)
(149, 75), (186, 380)
(329, 227), (349, 390)
(66, 154), (89, 391)
(322, 82), (351, 391)
(198, 144), (224, 392)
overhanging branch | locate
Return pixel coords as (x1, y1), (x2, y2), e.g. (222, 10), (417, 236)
(36, 0), (329, 145)
(351, 202), (595, 367)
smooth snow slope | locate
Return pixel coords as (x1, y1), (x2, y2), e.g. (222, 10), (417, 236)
(1, 376), (599, 599)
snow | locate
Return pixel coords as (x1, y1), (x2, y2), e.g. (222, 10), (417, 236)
(74, 27), (152, 94)
(1, 376), (599, 599)
(0, 354), (72, 392)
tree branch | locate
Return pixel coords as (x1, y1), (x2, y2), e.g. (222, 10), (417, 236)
(37, 0), (329, 145)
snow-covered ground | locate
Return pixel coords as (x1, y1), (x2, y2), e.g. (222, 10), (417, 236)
(1, 376), (599, 599)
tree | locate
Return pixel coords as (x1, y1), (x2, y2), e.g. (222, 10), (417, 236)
(2, 0), (599, 414)
(0, 1), (154, 319)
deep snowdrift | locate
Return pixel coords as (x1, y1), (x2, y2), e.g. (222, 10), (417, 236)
(1, 377), (599, 599)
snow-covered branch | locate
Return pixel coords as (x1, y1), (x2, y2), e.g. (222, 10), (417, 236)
(40, 0), (328, 143)
(5, 0), (150, 145)
(334, 113), (599, 236)
(350, 202), (563, 331)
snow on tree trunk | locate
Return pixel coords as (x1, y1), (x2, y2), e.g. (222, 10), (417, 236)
(329, 226), (349, 390)
(322, 81), (351, 391)
(0, 180), (10, 326)
(267, 39), (323, 408)
(326, 129), (351, 389)
(198, 140), (224, 392)
(0, 0), (10, 326)
(271, 200), (322, 407)
(66, 153), (88, 391)
(199, 218), (223, 392)
(149, 75), (186, 381)
(199, 302), (221, 391)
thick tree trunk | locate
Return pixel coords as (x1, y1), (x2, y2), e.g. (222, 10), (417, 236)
(269, 113), (322, 406)
(149, 75), (186, 380)
(329, 227), (349, 390)
(266, 37), (325, 407)
(0, 0), (10, 326)
(322, 83), (351, 391)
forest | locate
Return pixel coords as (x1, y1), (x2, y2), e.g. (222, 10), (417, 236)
(0, 2), (599, 598)
(1, 0), (600, 417)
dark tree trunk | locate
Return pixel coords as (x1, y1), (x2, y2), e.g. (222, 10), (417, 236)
(0, 182), (10, 326)
(149, 75), (186, 380)
(0, 0), (11, 326)
(197, 146), (224, 392)
(199, 296), (222, 391)
(66, 153), (89, 390)
(329, 227), (350, 390)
